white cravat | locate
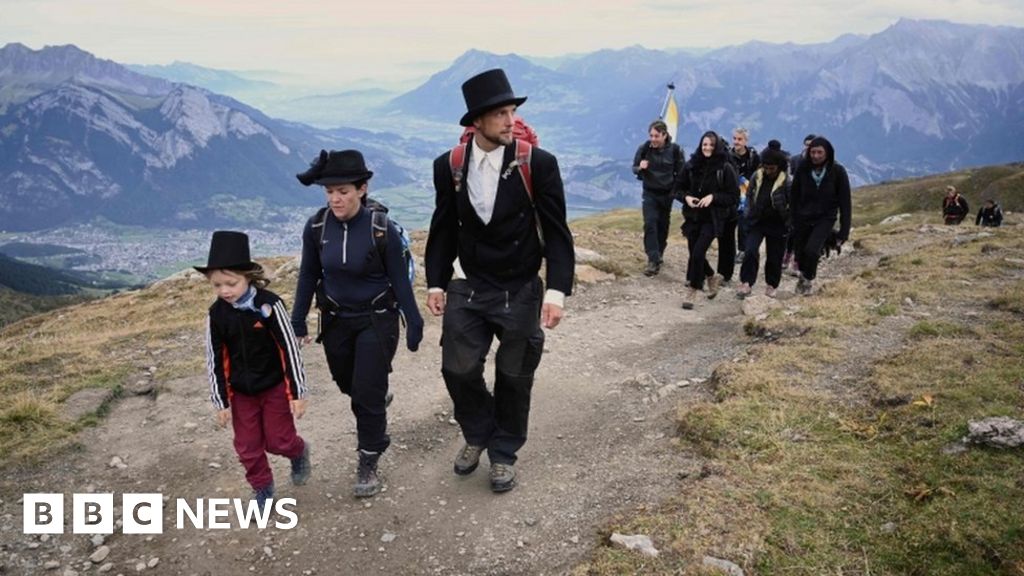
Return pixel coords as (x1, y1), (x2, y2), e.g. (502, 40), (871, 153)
(466, 138), (504, 225)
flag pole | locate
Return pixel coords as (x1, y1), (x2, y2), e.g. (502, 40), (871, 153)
(659, 82), (676, 119)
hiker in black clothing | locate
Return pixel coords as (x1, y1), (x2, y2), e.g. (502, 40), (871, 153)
(976, 199), (1003, 227)
(633, 120), (685, 276)
(727, 127), (761, 270)
(291, 150), (424, 499)
(676, 130), (740, 309)
(783, 133), (816, 275)
(943, 185), (970, 225)
(425, 69), (575, 493)
(789, 136), (852, 295)
(737, 148), (789, 299)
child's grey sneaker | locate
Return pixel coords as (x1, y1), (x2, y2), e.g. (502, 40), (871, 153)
(290, 442), (311, 486)
(453, 444), (485, 476)
(489, 463), (516, 493)
(353, 449), (381, 498)
(254, 483), (274, 513)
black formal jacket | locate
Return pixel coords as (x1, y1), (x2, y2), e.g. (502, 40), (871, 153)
(425, 142), (575, 295)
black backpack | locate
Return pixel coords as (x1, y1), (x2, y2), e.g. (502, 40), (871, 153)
(636, 142), (682, 181)
(310, 198), (415, 284)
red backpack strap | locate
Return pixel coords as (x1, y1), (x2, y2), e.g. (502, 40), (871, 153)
(515, 139), (534, 203)
(449, 143), (468, 192)
(513, 139), (544, 248)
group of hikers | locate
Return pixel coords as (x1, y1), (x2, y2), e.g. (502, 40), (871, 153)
(194, 67), (1008, 513)
(633, 126), (852, 307)
(198, 69), (573, 509)
(943, 185), (1003, 227)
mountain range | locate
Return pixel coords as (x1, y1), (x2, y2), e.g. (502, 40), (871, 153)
(0, 43), (426, 231)
(1, 18), (1023, 234)
(391, 19), (1024, 190)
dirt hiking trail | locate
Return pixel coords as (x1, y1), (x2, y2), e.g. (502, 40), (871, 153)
(3, 234), (911, 575)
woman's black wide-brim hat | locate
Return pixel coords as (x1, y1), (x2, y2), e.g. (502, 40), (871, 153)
(295, 149), (374, 187)
(459, 68), (527, 127)
(193, 230), (261, 274)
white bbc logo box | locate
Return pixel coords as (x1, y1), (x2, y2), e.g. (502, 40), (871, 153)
(24, 494), (163, 534)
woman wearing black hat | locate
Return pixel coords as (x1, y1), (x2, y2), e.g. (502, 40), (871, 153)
(291, 150), (424, 498)
(198, 231), (311, 512)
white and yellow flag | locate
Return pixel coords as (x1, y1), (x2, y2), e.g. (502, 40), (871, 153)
(662, 92), (679, 142)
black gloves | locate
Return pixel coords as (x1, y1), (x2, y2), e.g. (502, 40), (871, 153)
(406, 318), (423, 352)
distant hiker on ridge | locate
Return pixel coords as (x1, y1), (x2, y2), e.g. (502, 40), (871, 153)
(676, 130), (740, 309)
(789, 136), (852, 296)
(425, 68), (575, 493)
(291, 149), (424, 498)
(943, 185), (970, 225)
(976, 199), (1003, 227)
(633, 119), (684, 276)
(198, 231), (311, 513)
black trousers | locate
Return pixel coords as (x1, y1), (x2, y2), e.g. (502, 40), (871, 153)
(320, 310), (399, 453)
(441, 278), (545, 465)
(792, 219), (835, 281)
(684, 220), (716, 290)
(642, 190), (674, 264)
(716, 218), (737, 281)
(740, 224), (787, 288)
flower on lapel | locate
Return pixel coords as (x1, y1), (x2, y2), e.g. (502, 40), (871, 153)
(501, 160), (520, 180)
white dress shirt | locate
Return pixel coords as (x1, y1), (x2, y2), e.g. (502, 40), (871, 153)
(466, 138), (503, 225)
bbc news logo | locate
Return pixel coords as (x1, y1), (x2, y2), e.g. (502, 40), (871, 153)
(23, 494), (298, 534)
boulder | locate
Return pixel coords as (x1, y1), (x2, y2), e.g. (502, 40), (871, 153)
(965, 417), (1024, 448)
(609, 533), (659, 557)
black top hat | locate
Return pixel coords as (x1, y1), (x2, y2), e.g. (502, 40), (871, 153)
(295, 149), (374, 187)
(459, 68), (527, 127)
(194, 231), (260, 274)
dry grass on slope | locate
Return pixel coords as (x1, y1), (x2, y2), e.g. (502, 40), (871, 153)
(0, 257), (301, 463)
(576, 218), (1024, 575)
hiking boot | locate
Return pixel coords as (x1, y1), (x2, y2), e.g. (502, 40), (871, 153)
(643, 261), (660, 277)
(353, 450), (382, 498)
(253, 483), (274, 513)
(706, 274), (721, 300)
(736, 282), (751, 299)
(489, 463), (517, 493)
(385, 391), (394, 408)
(290, 441), (311, 486)
(796, 275), (813, 296)
(453, 444), (485, 476)
(765, 285), (777, 299)
(681, 288), (697, 310)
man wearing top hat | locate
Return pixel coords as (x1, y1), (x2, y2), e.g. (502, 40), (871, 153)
(425, 68), (575, 493)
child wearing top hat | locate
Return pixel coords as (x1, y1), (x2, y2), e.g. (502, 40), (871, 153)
(197, 230), (311, 511)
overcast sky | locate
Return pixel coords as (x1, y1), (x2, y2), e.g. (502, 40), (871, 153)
(2, 0), (1023, 89)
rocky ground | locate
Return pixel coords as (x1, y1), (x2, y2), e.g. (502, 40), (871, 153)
(2, 221), (996, 576)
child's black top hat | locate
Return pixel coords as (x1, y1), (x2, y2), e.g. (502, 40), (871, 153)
(194, 230), (260, 274)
